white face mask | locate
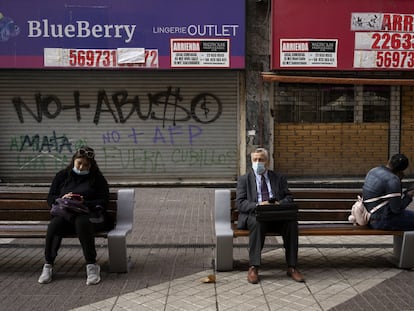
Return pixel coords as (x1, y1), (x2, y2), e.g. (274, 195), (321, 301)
(72, 167), (89, 175)
(252, 162), (266, 175)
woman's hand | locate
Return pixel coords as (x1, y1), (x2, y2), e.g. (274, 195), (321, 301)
(406, 189), (414, 198)
(62, 192), (84, 202)
(62, 192), (73, 199)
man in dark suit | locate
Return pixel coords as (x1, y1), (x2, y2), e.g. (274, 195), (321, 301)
(236, 148), (304, 284)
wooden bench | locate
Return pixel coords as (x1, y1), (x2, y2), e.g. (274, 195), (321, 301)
(0, 188), (135, 273)
(214, 188), (414, 271)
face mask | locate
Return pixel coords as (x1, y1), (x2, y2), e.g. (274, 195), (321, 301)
(252, 162), (266, 175)
(72, 167), (89, 175)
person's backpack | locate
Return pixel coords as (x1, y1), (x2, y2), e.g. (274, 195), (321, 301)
(348, 193), (401, 226)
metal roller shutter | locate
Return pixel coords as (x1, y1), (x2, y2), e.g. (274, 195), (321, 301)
(0, 70), (239, 184)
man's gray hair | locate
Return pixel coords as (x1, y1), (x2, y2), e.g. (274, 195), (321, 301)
(251, 148), (269, 160)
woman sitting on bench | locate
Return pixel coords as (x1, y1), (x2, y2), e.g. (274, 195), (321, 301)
(38, 146), (110, 285)
(363, 153), (414, 231)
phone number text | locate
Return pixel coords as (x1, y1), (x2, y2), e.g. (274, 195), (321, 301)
(68, 49), (158, 68)
(371, 32), (414, 50)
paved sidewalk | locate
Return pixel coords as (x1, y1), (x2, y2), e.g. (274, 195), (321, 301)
(0, 187), (413, 310)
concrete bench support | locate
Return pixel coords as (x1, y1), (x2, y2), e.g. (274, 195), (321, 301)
(214, 189), (234, 271)
(108, 188), (135, 273)
(394, 231), (414, 269)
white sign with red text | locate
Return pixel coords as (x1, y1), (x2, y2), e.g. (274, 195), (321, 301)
(44, 48), (159, 68)
(353, 13), (414, 69)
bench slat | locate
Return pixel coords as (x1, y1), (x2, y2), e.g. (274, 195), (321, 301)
(299, 226), (403, 236)
(0, 200), (117, 209)
(295, 201), (353, 209)
(0, 200), (50, 209)
(291, 189), (360, 199)
(0, 230), (109, 238)
(232, 227), (403, 237)
(0, 209), (117, 221)
(231, 210), (352, 222)
(0, 192), (118, 200)
(299, 211), (352, 221)
(0, 200), (117, 222)
(229, 189), (360, 201)
(0, 192), (48, 199)
(0, 211), (51, 221)
(231, 201), (354, 211)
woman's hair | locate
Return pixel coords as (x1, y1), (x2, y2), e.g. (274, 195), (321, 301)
(66, 146), (101, 176)
(389, 153), (409, 172)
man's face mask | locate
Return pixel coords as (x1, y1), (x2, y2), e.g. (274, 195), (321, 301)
(252, 162), (266, 175)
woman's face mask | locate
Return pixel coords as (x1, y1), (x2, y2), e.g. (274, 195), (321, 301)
(73, 158), (91, 175)
(72, 167), (89, 175)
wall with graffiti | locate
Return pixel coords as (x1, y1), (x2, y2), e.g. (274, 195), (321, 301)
(0, 70), (239, 183)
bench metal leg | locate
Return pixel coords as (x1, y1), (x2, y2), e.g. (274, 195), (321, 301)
(107, 231), (129, 273)
(394, 231), (414, 269)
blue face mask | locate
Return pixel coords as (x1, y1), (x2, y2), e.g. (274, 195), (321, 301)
(252, 162), (266, 175)
(72, 167), (89, 175)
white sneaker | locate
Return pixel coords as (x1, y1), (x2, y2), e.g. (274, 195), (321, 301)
(38, 264), (53, 284)
(86, 264), (101, 285)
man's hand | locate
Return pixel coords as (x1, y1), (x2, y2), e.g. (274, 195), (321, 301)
(260, 200), (279, 205)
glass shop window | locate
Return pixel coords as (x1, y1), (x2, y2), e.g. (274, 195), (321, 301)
(275, 83), (390, 123)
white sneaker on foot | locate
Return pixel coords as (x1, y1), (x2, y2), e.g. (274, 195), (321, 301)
(86, 264), (101, 285)
(38, 264), (53, 284)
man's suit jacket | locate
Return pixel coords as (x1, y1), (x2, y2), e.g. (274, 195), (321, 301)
(236, 169), (293, 229)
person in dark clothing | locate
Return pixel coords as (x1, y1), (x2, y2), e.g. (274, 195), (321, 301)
(363, 153), (414, 230)
(236, 148), (304, 284)
(38, 146), (110, 285)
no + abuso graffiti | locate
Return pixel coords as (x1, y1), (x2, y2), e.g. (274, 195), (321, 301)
(12, 87), (223, 127)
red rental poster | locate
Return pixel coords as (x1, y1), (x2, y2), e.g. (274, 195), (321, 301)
(271, 0), (414, 71)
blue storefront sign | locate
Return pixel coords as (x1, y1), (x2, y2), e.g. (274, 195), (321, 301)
(0, 0), (245, 69)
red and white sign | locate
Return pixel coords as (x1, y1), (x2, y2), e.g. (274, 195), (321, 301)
(353, 13), (414, 69)
(44, 48), (159, 68)
(271, 0), (414, 71)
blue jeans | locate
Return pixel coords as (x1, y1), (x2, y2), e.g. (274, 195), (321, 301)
(370, 209), (414, 231)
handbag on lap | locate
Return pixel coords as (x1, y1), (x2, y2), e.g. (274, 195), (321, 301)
(348, 192), (400, 226)
(50, 198), (89, 222)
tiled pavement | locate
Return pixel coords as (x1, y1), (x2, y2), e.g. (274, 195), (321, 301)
(0, 187), (414, 310)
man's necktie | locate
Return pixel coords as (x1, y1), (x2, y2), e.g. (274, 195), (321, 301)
(261, 175), (269, 202)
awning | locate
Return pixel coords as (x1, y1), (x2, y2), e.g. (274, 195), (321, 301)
(261, 72), (414, 85)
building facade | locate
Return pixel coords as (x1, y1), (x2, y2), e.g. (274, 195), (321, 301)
(247, 0), (414, 181)
(1, 0), (414, 185)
